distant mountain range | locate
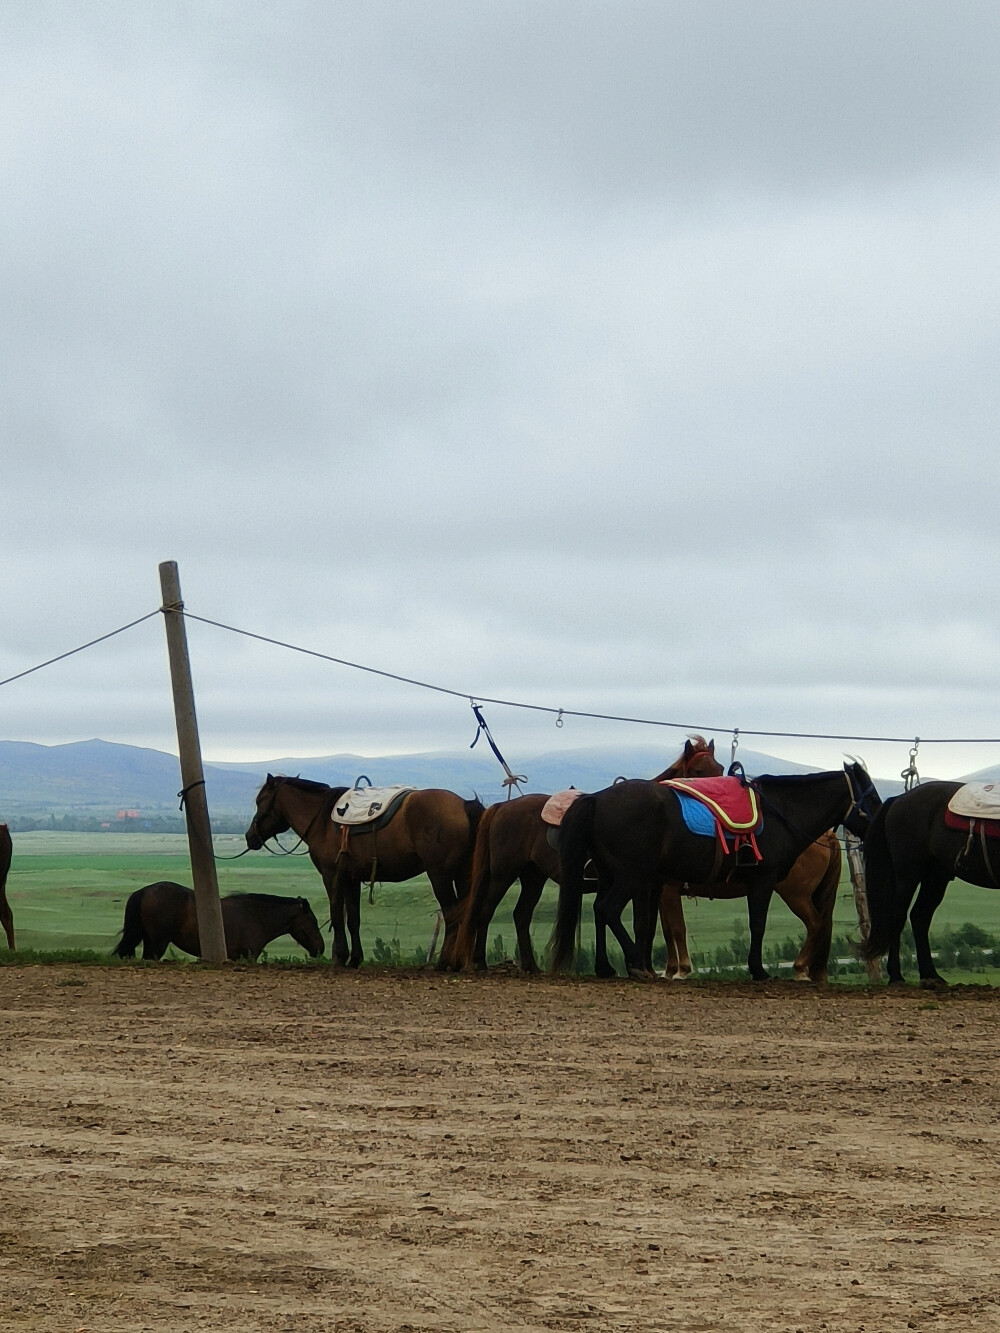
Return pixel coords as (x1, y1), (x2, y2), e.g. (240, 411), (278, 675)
(0, 736), (951, 821)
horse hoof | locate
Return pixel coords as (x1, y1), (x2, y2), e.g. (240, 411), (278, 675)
(628, 967), (657, 982)
(670, 970), (691, 981)
(920, 975), (948, 990)
(750, 971), (771, 983)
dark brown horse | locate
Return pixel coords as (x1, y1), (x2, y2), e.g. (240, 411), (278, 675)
(455, 738), (722, 973)
(551, 762), (879, 979)
(659, 828), (843, 983)
(863, 781), (1000, 986)
(245, 775), (484, 969)
(112, 882), (324, 961)
(0, 824), (13, 950)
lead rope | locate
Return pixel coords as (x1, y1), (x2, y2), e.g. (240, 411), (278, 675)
(470, 702), (527, 799)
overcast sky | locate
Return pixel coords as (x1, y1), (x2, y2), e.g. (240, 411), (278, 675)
(2, 1), (999, 781)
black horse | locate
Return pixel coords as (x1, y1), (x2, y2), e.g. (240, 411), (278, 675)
(113, 882), (325, 961)
(863, 781), (1000, 986)
(550, 762), (879, 978)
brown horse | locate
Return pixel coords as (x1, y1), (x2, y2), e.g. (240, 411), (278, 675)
(0, 824), (13, 950)
(455, 738), (721, 973)
(245, 775), (484, 969)
(112, 882), (324, 961)
(659, 829), (843, 983)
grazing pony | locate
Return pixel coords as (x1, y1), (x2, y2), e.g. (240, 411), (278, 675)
(863, 781), (1000, 985)
(113, 882), (324, 961)
(245, 776), (483, 969)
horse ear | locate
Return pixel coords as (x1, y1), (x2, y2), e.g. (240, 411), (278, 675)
(683, 739), (693, 756)
(708, 741), (715, 755)
(266, 772), (274, 783)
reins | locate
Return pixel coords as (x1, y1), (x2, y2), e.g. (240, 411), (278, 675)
(739, 767), (874, 851)
(248, 778), (331, 858)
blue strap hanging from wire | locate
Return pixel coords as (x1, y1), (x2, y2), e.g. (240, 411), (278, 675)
(470, 703), (527, 798)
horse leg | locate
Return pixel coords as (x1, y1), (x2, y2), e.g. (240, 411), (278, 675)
(884, 867), (923, 985)
(909, 873), (950, 987)
(746, 886), (774, 981)
(784, 898), (826, 984)
(427, 872), (460, 971)
(592, 887), (615, 978)
(635, 885), (662, 976)
(142, 933), (169, 961)
(596, 876), (652, 980)
(0, 897), (13, 950)
(511, 868), (546, 974)
(324, 867), (350, 966)
(472, 873), (518, 972)
(342, 876), (364, 968)
(658, 883), (691, 979)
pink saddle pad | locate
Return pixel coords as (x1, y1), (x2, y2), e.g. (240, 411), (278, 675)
(541, 789), (584, 827)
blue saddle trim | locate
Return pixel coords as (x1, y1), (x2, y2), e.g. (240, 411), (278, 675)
(675, 792), (718, 838)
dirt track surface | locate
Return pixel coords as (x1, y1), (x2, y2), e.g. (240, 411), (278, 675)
(3, 968), (1000, 1332)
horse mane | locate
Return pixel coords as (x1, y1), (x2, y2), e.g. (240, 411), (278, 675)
(270, 774), (332, 794)
(751, 769), (843, 786)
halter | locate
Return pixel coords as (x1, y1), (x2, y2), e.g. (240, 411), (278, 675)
(250, 777), (327, 856)
(682, 746), (714, 774)
(842, 765), (879, 832)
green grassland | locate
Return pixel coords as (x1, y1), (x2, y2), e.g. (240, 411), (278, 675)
(4, 831), (1000, 982)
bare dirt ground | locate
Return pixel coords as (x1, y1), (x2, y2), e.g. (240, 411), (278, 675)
(3, 967), (1000, 1333)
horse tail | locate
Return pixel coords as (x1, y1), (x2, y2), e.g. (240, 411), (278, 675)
(455, 801), (500, 967)
(113, 887), (145, 958)
(861, 796), (900, 960)
(463, 796), (486, 850)
(549, 794), (596, 972)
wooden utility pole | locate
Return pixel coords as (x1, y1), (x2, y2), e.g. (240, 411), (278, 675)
(844, 829), (881, 983)
(158, 561), (227, 963)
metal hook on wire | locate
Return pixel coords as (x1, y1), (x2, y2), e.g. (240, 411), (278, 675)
(901, 738), (920, 791)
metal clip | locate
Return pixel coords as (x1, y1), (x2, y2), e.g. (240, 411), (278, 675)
(901, 738), (920, 792)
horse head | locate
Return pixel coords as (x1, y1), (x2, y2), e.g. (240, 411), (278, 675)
(842, 759), (882, 838)
(245, 774), (292, 850)
(289, 897), (324, 957)
(682, 736), (722, 778)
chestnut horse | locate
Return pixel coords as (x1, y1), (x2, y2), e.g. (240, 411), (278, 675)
(245, 775), (484, 969)
(0, 824), (13, 950)
(112, 882), (324, 961)
(659, 829), (843, 983)
(455, 738), (722, 973)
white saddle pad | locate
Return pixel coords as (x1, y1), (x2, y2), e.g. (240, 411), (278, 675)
(332, 786), (413, 826)
(948, 782), (1000, 819)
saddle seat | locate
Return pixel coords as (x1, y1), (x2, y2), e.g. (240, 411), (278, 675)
(660, 776), (763, 865)
(945, 782), (1000, 840)
(331, 785), (414, 830)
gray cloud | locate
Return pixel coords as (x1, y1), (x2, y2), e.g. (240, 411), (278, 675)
(2, 1), (999, 780)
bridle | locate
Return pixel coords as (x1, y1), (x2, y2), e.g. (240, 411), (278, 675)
(250, 777), (327, 856)
(842, 765), (879, 834)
